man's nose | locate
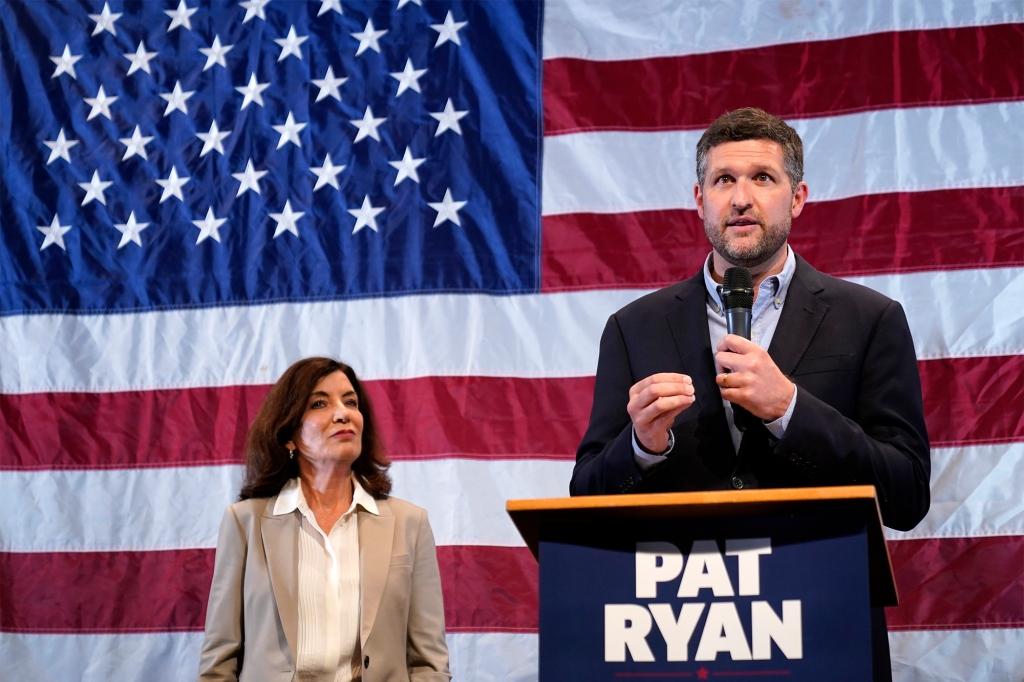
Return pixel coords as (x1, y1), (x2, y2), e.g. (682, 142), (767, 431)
(730, 179), (753, 211)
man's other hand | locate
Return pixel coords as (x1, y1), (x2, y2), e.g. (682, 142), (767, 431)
(627, 373), (696, 453)
(715, 335), (795, 421)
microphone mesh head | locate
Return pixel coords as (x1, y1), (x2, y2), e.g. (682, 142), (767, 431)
(722, 267), (754, 309)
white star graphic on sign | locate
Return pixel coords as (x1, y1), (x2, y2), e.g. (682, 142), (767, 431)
(156, 166), (190, 203)
(124, 41), (158, 76)
(200, 35), (233, 71)
(84, 85), (118, 121)
(160, 80), (195, 116)
(37, 215), (73, 251)
(312, 65), (347, 102)
(196, 120), (231, 156)
(165, 0), (198, 31)
(240, 0), (270, 23)
(114, 211), (149, 249)
(317, 0), (342, 16)
(397, 0), (422, 8)
(236, 73), (270, 110)
(390, 58), (426, 96)
(348, 196), (385, 234)
(192, 207), (227, 244)
(44, 128), (79, 165)
(89, 2), (121, 36)
(430, 98), (468, 136)
(351, 19), (387, 56)
(232, 159), (267, 197)
(310, 154), (345, 191)
(388, 147), (425, 186)
(428, 188), (467, 227)
(430, 11), (467, 47)
(78, 170), (113, 206)
(271, 200), (304, 238)
(274, 25), (308, 61)
(119, 125), (154, 161)
(350, 106), (386, 143)
(50, 45), (82, 80)
(272, 112), (306, 149)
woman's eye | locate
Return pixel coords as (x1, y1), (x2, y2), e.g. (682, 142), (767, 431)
(311, 399), (326, 408)
(345, 400), (359, 409)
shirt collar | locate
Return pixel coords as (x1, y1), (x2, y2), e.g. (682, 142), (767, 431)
(703, 246), (797, 314)
(273, 475), (380, 517)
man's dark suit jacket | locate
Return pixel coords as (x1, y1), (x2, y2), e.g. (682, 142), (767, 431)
(570, 254), (931, 532)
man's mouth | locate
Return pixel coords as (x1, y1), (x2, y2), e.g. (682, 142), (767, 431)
(727, 217), (759, 227)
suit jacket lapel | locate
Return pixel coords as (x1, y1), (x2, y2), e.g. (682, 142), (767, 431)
(261, 497), (300, 663)
(359, 497), (395, 648)
(666, 271), (719, 417)
(768, 255), (829, 375)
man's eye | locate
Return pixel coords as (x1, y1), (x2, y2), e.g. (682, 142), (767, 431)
(756, 173), (771, 181)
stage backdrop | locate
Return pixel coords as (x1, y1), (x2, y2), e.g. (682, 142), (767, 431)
(1, 1), (1022, 680)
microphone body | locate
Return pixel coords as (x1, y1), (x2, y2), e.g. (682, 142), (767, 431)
(721, 267), (756, 431)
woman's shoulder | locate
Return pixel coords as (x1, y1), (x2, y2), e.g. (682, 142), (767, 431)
(377, 495), (427, 521)
(224, 496), (275, 523)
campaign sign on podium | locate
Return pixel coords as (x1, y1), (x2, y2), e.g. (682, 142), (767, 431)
(508, 487), (896, 682)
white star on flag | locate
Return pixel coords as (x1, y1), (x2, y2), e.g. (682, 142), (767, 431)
(390, 58), (427, 96)
(240, 0), (270, 23)
(196, 120), (230, 156)
(236, 73), (270, 110)
(312, 66), (347, 102)
(114, 211), (149, 249)
(43, 128), (79, 165)
(200, 36), (233, 71)
(37, 215), (72, 251)
(272, 112), (307, 149)
(156, 167), (190, 203)
(89, 2), (121, 36)
(397, 0), (422, 8)
(388, 147), (425, 185)
(428, 188), (467, 227)
(310, 154), (345, 191)
(50, 45), (82, 80)
(165, 0), (198, 32)
(84, 85), (118, 121)
(348, 196), (385, 234)
(351, 19), (387, 56)
(78, 170), (113, 206)
(271, 200), (304, 238)
(430, 99), (468, 136)
(232, 159), (267, 196)
(124, 41), (158, 76)
(192, 207), (227, 244)
(350, 106), (386, 143)
(119, 125), (154, 161)
(275, 25), (308, 61)
(317, 0), (343, 16)
(160, 80), (195, 116)
(430, 11), (467, 47)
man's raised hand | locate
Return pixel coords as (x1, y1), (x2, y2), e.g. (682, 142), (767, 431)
(627, 373), (696, 453)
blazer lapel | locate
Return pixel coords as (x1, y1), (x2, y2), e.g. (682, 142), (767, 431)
(359, 498), (395, 648)
(666, 272), (719, 417)
(261, 497), (300, 663)
(768, 255), (829, 375)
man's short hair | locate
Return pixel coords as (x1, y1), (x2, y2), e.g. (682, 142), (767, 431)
(695, 108), (804, 191)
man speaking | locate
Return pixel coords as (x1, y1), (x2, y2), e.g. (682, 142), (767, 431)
(570, 107), (931, 531)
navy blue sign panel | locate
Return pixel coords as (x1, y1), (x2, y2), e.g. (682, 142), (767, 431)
(539, 514), (872, 681)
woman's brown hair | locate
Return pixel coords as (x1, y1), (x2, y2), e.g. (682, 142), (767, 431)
(238, 357), (392, 500)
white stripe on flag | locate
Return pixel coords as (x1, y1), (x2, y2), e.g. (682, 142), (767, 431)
(542, 102), (1024, 215)
(889, 627), (1024, 681)
(543, 0), (1024, 61)
(2, 268), (1021, 394)
(448, 632), (538, 682)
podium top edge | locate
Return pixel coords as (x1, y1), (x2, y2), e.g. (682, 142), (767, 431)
(506, 485), (878, 513)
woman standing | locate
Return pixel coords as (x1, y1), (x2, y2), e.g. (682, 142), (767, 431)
(198, 357), (450, 682)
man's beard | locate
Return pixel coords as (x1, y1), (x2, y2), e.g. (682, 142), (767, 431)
(703, 213), (791, 269)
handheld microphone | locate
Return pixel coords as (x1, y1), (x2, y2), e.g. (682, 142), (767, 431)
(721, 267), (755, 431)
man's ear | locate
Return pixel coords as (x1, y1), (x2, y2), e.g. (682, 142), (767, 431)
(694, 182), (704, 220)
(790, 181), (809, 219)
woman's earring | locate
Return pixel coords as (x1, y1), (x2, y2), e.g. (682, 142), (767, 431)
(288, 448), (295, 459)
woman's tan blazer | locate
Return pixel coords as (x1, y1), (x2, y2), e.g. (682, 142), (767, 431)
(197, 493), (451, 682)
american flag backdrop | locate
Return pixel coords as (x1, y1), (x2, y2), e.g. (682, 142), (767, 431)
(0, 0), (1022, 680)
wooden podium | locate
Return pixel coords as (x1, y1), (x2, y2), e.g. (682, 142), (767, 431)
(507, 486), (896, 681)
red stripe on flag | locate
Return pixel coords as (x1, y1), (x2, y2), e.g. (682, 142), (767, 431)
(541, 187), (1024, 292)
(887, 535), (1024, 630)
(3, 356), (1021, 471)
(3, 538), (1021, 633)
(544, 25), (1024, 135)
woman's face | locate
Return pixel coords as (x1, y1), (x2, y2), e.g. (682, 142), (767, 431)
(287, 370), (364, 467)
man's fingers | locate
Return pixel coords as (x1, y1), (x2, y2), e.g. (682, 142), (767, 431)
(631, 394), (695, 426)
(716, 334), (758, 354)
(629, 373), (693, 398)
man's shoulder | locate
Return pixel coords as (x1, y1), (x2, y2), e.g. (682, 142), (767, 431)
(794, 256), (897, 313)
(611, 272), (703, 322)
